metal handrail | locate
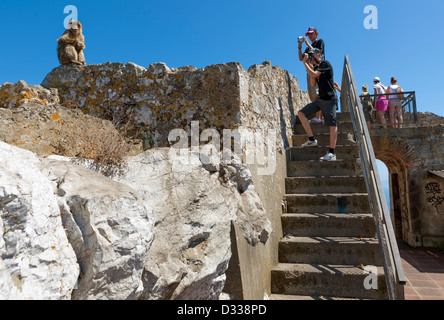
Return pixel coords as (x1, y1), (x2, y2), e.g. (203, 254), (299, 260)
(359, 91), (418, 127)
(341, 55), (406, 300)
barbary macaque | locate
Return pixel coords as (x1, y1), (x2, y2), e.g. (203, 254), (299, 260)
(57, 20), (86, 65)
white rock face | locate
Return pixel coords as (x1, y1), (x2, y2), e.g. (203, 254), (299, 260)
(37, 158), (155, 300)
(114, 148), (271, 300)
(0, 142), (79, 300)
(0, 141), (270, 300)
(0, 141), (154, 300)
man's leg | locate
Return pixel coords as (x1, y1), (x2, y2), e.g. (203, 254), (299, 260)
(298, 100), (320, 148)
(298, 110), (314, 138)
(319, 98), (338, 161)
(298, 100), (320, 147)
(329, 126), (338, 150)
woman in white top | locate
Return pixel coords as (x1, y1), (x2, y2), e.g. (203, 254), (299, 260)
(373, 77), (388, 129)
(387, 77), (403, 128)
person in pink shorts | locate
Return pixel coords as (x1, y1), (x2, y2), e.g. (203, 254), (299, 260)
(373, 77), (388, 129)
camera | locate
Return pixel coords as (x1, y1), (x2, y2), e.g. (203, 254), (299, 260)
(298, 36), (304, 43)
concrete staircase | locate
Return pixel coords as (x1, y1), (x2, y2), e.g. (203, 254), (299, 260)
(270, 112), (389, 300)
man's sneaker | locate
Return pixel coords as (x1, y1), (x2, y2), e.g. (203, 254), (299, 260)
(301, 139), (318, 148)
(310, 118), (324, 124)
(320, 152), (337, 161)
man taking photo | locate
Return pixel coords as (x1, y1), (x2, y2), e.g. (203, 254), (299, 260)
(297, 48), (338, 161)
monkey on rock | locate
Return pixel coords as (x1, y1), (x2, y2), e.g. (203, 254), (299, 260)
(57, 20), (86, 66)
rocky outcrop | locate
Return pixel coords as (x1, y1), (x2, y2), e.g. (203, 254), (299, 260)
(0, 141), (270, 300)
(112, 148), (270, 300)
(0, 142), (79, 299)
(0, 80), (60, 108)
(417, 112), (444, 127)
(37, 157), (154, 300)
(0, 141), (154, 300)
(0, 81), (136, 159)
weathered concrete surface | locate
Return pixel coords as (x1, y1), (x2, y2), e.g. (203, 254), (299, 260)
(371, 124), (444, 248)
(225, 152), (287, 299)
(271, 263), (388, 300)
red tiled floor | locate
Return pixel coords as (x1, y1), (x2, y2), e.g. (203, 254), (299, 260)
(398, 241), (444, 300)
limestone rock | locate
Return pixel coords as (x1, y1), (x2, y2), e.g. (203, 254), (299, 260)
(0, 80), (60, 109)
(220, 150), (271, 246)
(0, 139), (270, 300)
(147, 62), (171, 75)
(37, 157), (155, 300)
(0, 141), (155, 300)
(0, 141), (79, 300)
(0, 80), (137, 160)
(112, 147), (271, 300)
(417, 112), (444, 127)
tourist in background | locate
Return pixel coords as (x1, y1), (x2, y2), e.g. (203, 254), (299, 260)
(373, 77), (388, 129)
(360, 85), (374, 129)
(387, 77), (404, 128)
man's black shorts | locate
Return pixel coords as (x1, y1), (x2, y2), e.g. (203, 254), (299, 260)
(300, 98), (338, 127)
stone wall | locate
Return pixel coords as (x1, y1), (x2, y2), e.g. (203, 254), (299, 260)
(228, 62), (308, 298)
(41, 61), (308, 150)
(42, 62), (243, 148)
(371, 124), (444, 248)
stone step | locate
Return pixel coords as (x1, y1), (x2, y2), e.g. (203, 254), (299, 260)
(288, 145), (359, 161)
(286, 176), (366, 194)
(278, 236), (382, 265)
(287, 160), (363, 177)
(284, 193), (370, 213)
(293, 121), (354, 135)
(271, 263), (388, 300)
(281, 213), (376, 238)
(292, 132), (356, 148)
(335, 112), (352, 122)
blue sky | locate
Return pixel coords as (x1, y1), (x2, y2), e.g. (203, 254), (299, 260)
(0, 0), (443, 118)
(3, 0), (438, 207)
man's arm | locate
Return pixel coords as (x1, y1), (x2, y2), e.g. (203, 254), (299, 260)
(304, 37), (313, 52)
(309, 71), (317, 87)
(303, 56), (321, 84)
(298, 38), (306, 61)
(334, 82), (341, 93)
